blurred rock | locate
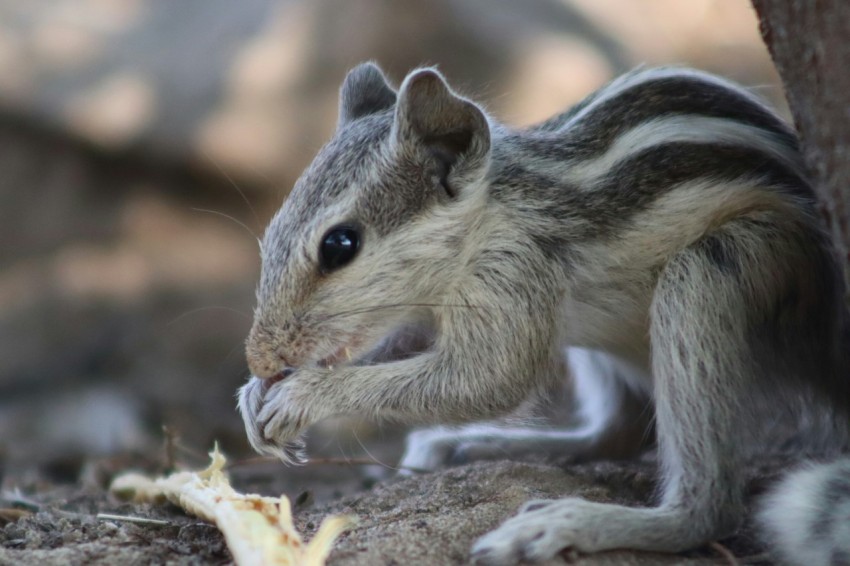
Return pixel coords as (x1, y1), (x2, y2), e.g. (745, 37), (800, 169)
(0, 122), (261, 475)
(0, 385), (148, 460)
(0, 0), (779, 191)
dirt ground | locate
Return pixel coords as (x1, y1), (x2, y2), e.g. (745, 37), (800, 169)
(1, 448), (777, 566)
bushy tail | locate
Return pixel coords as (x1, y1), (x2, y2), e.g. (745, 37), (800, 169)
(757, 459), (850, 565)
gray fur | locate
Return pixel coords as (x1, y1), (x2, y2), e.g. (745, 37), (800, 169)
(338, 62), (397, 127)
(238, 64), (850, 564)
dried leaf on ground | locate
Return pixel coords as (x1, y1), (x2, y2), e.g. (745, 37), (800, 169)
(110, 445), (356, 566)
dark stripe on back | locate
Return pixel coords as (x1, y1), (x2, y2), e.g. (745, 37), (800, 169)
(491, 141), (815, 257)
(520, 74), (798, 162)
(583, 142), (813, 217)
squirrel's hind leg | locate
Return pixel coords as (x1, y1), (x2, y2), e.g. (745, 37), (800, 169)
(471, 215), (809, 563)
(398, 348), (653, 473)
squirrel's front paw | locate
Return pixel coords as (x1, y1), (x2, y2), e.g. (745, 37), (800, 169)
(237, 376), (308, 464)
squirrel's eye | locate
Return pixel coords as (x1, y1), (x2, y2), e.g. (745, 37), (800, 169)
(319, 226), (360, 272)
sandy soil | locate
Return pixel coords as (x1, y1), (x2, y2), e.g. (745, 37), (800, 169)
(0, 451), (772, 565)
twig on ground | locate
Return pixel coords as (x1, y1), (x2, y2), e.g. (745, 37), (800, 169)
(1, 489), (95, 521)
(0, 490), (42, 512)
(0, 508), (33, 525)
(96, 513), (171, 527)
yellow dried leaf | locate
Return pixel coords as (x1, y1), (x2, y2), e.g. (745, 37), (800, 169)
(109, 444), (356, 566)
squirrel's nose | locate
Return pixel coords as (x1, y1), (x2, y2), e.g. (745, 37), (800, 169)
(246, 346), (292, 379)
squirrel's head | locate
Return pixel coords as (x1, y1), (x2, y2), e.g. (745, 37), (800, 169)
(246, 62), (492, 378)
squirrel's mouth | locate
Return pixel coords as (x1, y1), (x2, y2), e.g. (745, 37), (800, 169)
(317, 310), (437, 370)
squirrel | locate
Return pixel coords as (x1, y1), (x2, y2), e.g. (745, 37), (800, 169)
(237, 62), (850, 565)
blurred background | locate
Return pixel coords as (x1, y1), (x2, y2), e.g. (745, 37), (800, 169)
(0, 0), (784, 484)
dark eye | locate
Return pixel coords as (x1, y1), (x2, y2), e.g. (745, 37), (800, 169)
(319, 226), (360, 272)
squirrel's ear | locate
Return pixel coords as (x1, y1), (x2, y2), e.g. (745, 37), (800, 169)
(338, 62), (397, 127)
(393, 68), (490, 179)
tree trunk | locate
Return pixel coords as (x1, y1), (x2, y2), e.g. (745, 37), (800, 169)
(751, 0), (850, 277)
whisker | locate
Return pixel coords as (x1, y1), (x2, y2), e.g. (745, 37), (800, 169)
(167, 305), (252, 327)
(222, 342), (247, 366)
(202, 150), (262, 228)
(321, 302), (487, 322)
(351, 426), (399, 472)
(243, 162), (278, 188)
(191, 207), (261, 248)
